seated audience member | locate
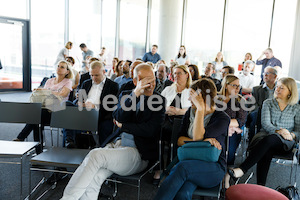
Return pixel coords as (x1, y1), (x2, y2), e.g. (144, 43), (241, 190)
(175, 45), (190, 65)
(66, 56), (80, 101)
(78, 57), (100, 89)
(256, 48), (282, 84)
(111, 60), (124, 81)
(226, 77), (300, 187)
(114, 60), (133, 88)
(60, 63), (165, 200)
(107, 57), (119, 80)
(142, 44), (161, 64)
(64, 61), (119, 148)
(217, 74), (247, 166)
(201, 63), (222, 91)
(242, 52), (255, 74)
(212, 52), (228, 80)
(221, 65), (235, 80)
(238, 60), (255, 94)
(157, 59), (166, 65)
(248, 66), (278, 142)
(14, 60), (73, 145)
(154, 79), (230, 200)
(155, 64), (173, 94)
(117, 60), (144, 96)
(146, 61), (155, 69)
(168, 61), (178, 82)
(97, 47), (106, 66)
(188, 64), (200, 81)
(153, 65), (192, 183)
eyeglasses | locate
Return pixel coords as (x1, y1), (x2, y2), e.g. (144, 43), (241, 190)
(263, 72), (275, 76)
(228, 84), (241, 89)
(174, 72), (186, 76)
(221, 71), (229, 74)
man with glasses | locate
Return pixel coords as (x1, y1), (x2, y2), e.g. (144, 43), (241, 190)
(248, 66), (278, 142)
(256, 48), (281, 84)
(201, 63), (221, 91)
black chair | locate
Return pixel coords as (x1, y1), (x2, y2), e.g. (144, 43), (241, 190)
(106, 129), (162, 200)
(170, 118), (183, 161)
(0, 101), (41, 200)
(28, 106), (98, 200)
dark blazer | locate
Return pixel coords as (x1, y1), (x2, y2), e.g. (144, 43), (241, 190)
(154, 78), (173, 94)
(201, 75), (221, 91)
(252, 85), (270, 111)
(117, 80), (135, 97)
(80, 78), (119, 145)
(102, 91), (166, 162)
(78, 72), (91, 89)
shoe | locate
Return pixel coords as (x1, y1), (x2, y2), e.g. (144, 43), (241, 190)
(227, 168), (238, 182)
(66, 141), (77, 149)
(13, 138), (24, 141)
(152, 177), (160, 186)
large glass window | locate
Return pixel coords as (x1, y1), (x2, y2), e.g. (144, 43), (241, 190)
(222, 0), (273, 83)
(184, 0), (225, 73)
(0, 0), (27, 19)
(102, 0), (117, 69)
(69, 0), (101, 70)
(270, 0), (297, 77)
(119, 0), (148, 61)
(149, 0), (160, 51)
(0, 20), (23, 90)
(31, 0), (65, 88)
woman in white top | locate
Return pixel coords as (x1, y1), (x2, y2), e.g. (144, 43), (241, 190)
(212, 52), (228, 80)
(175, 45), (190, 65)
(54, 41), (72, 66)
(153, 65), (192, 183)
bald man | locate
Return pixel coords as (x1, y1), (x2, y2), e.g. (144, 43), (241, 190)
(61, 63), (166, 200)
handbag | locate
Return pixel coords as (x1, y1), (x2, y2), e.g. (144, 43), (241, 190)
(177, 141), (221, 162)
(29, 89), (63, 111)
(276, 186), (300, 200)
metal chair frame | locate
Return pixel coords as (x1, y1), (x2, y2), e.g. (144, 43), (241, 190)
(28, 106), (99, 200)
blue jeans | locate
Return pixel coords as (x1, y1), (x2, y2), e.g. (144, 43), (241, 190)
(228, 133), (242, 166)
(248, 110), (258, 143)
(154, 160), (225, 200)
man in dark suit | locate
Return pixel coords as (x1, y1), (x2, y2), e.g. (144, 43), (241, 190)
(248, 66), (277, 141)
(65, 61), (119, 148)
(201, 63), (221, 91)
(61, 63), (165, 199)
(155, 64), (173, 94)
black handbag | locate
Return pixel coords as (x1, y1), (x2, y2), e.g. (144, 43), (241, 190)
(276, 186), (300, 200)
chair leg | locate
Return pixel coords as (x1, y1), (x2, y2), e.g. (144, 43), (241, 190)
(20, 156), (23, 200)
(112, 182), (118, 198)
(137, 179), (141, 200)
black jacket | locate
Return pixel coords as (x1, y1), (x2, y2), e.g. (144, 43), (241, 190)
(102, 91), (166, 162)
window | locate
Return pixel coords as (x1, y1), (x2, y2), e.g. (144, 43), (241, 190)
(119, 0), (148, 61)
(102, 0), (117, 69)
(31, 0), (65, 88)
(0, 0), (27, 19)
(69, 0), (101, 70)
(222, 0), (273, 84)
(270, 0), (297, 77)
(149, 0), (160, 51)
(184, 0), (225, 73)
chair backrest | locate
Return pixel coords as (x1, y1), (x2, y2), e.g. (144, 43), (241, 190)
(170, 118), (183, 160)
(50, 106), (98, 131)
(0, 101), (42, 124)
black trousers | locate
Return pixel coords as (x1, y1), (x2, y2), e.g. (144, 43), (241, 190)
(17, 109), (51, 143)
(240, 134), (288, 185)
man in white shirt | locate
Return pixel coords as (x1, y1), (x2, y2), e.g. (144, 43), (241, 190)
(239, 60), (255, 94)
(65, 61), (119, 148)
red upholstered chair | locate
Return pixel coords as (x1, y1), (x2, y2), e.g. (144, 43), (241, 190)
(225, 184), (288, 200)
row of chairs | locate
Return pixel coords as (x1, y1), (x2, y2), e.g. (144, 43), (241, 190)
(0, 101), (159, 200)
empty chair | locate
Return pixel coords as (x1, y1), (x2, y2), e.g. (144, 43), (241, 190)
(28, 106), (98, 199)
(0, 101), (41, 200)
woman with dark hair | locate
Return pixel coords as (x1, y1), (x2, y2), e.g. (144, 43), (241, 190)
(154, 78), (230, 199)
(111, 60), (123, 81)
(175, 45), (190, 65)
(108, 57), (120, 80)
(188, 64), (200, 81)
(226, 77), (300, 188)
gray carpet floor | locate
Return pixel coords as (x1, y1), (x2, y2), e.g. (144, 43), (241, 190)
(0, 92), (298, 200)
